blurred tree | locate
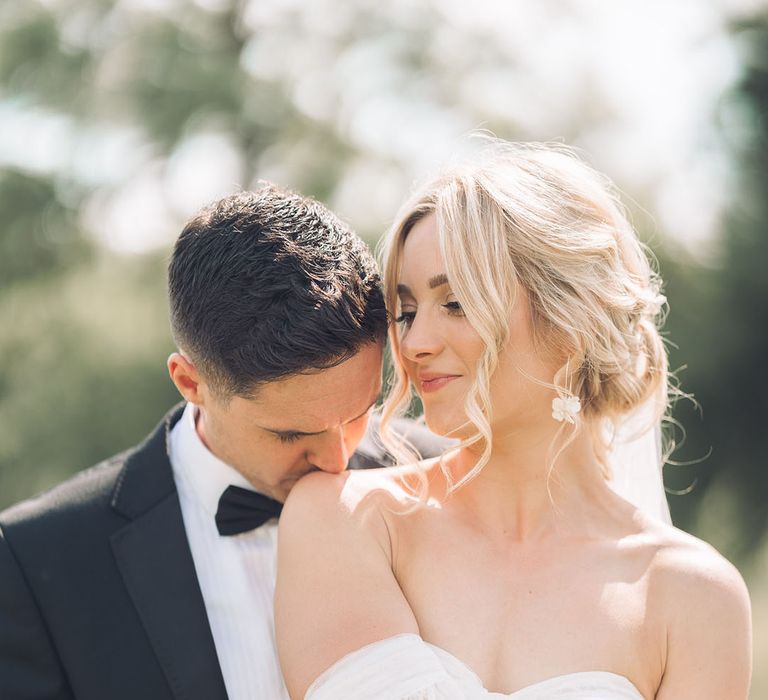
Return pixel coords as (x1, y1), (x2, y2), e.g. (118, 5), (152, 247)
(0, 0), (358, 509)
(660, 12), (768, 562)
(0, 252), (179, 505)
(0, 0), (765, 570)
(0, 169), (88, 286)
(716, 14), (768, 557)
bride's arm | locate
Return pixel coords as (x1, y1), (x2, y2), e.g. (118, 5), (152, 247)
(653, 543), (752, 699)
(275, 471), (420, 700)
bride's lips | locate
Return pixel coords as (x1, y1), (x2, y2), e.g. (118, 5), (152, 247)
(419, 373), (461, 394)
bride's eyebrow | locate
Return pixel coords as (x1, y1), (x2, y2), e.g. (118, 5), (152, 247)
(428, 273), (449, 289)
(396, 274), (449, 296)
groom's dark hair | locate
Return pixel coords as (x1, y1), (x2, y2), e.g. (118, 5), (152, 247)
(168, 185), (387, 397)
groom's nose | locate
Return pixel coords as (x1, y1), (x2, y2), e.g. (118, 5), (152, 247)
(307, 427), (349, 474)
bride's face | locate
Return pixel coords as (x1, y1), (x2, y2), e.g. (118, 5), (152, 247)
(397, 214), (562, 439)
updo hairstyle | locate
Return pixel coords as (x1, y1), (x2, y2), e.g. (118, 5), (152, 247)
(379, 141), (669, 490)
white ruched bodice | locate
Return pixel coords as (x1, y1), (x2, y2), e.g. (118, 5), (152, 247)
(306, 634), (646, 700)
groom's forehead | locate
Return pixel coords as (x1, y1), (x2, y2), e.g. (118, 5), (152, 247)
(258, 397), (377, 437)
(242, 342), (383, 424)
(246, 387), (378, 436)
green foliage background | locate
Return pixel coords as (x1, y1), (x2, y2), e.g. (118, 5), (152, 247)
(1, 1), (765, 691)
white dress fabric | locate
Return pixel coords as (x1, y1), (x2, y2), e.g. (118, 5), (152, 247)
(306, 634), (645, 700)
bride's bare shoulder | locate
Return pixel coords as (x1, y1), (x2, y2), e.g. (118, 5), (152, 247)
(279, 459), (440, 544)
(276, 468), (428, 699)
(636, 521), (752, 694)
(641, 519), (751, 649)
(642, 520), (746, 593)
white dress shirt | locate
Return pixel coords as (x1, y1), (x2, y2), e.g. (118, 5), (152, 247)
(169, 402), (289, 700)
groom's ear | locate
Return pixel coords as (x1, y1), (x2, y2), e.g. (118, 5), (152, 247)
(167, 352), (206, 405)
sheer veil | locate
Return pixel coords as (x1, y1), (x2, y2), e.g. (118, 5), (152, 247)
(605, 400), (671, 524)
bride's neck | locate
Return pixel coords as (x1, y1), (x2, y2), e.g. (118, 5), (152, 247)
(443, 424), (615, 541)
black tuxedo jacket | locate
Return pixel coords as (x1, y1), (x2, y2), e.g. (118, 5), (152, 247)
(0, 404), (444, 700)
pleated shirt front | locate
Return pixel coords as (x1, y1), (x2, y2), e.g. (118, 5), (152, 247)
(169, 402), (289, 700)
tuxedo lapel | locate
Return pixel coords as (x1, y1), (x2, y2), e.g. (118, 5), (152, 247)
(110, 407), (228, 700)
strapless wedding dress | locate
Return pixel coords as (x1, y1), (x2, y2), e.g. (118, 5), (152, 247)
(306, 634), (645, 699)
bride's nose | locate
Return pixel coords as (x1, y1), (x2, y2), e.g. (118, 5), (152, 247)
(400, 311), (443, 362)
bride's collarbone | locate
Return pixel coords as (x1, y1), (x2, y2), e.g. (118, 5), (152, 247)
(391, 529), (663, 697)
(398, 535), (661, 636)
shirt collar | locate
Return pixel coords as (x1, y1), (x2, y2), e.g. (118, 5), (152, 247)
(172, 402), (258, 518)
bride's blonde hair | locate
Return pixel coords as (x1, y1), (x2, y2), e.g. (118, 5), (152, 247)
(379, 141), (669, 492)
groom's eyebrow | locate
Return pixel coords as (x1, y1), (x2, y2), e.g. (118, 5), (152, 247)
(262, 399), (378, 437)
(396, 274), (449, 296)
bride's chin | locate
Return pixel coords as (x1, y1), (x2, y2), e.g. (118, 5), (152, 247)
(422, 410), (470, 441)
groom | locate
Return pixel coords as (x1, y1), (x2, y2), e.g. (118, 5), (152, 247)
(0, 186), (440, 700)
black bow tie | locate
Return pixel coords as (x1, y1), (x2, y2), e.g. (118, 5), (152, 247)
(215, 485), (284, 536)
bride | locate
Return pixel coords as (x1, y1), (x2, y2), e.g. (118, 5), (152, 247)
(274, 142), (751, 699)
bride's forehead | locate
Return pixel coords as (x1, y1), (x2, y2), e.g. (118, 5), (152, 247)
(399, 216), (444, 282)
(404, 212), (438, 245)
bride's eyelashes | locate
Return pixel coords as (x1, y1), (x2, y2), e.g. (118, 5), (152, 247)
(395, 311), (416, 327)
(442, 300), (464, 317)
(395, 299), (465, 327)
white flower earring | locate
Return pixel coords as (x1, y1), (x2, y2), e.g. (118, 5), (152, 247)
(552, 358), (581, 424)
(552, 393), (581, 424)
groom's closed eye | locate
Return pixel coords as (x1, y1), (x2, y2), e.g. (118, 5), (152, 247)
(275, 432), (303, 444)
